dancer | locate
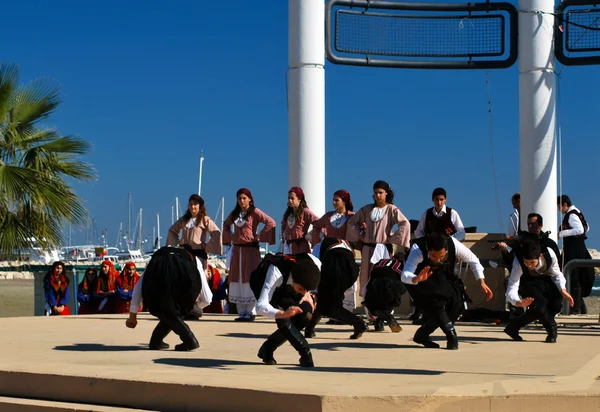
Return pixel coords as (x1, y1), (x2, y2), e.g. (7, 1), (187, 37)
(126, 246), (201, 351)
(504, 236), (574, 343)
(403, 233), (493, 350)
(223, 188), (276, 321)
(282, 186), (319, 254)
(362, 257), (406, 333)
(256, 253), (321, 367)
(304, 238), (367, 339)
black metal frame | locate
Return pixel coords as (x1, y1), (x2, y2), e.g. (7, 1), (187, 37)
(325, 0), (519, 69)
(555, 0), (600, 66)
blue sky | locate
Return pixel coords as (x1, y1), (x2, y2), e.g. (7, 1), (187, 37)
(3, 1), (598, 250)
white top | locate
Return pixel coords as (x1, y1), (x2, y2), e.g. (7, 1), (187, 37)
(130, 273), (143, 314)
(508, 209), (519, 238)
(256, 254), (321, 318)
(559, 206), (589, 238)
(505, 248), (566, 306)
(414, 205), (466, 241)
(402, 237), (485, 284)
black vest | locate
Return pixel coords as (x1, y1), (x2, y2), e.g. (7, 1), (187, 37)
(424, 207), (456, 236)
(561, 209), (589, 239)
(515, 244), (553, 277)
(414, 236), (457, 278)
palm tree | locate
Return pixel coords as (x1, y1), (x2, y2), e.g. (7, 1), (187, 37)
(0, 64), (95, 260)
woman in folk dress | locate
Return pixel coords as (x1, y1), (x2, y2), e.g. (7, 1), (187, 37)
(223, 188), (276, 321)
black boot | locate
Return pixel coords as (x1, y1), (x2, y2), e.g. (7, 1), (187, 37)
(329, 307), (369, 339)
(438, 312), (458, 350)
(304, 311), (322, 339)
(277, 318), (314, 367)
(149, 320), (171, 350)
(539, 309), (558, 343)
(159, 312), (199, 351)
(258, 329), (287, 365)
(504, 309), (538, 341)
(413, 317), (440, 349)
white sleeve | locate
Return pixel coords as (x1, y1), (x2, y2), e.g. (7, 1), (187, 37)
(256, 265), (284, 318)
(560, 213), (585, 238)
(414, 211), (427, 238)
(506, 259), (523, 306)
(401, 243), (424, 284)
(546, 249), (567, 291)
(452, 238), (485, 280)
(130, 274), (143, 314)
(508, 213), (519, 237)
(451, 209), (466, 241)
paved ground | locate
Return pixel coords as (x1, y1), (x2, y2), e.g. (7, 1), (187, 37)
(1, 314), (599, 411)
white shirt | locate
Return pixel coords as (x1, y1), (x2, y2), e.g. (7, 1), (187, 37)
(402, 237), (485, 284)
(505, 248), (566, 306)
(130, 273), (143, 314)
(559, 206), (589, 238)
(414, 205), (466, 241)
(256, 254), (322, 318)
(508, 209), (519, 238)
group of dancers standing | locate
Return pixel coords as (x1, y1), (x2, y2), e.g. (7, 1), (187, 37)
(124, 182), (590, 367)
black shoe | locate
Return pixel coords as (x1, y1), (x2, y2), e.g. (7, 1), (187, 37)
(149, 341), (170, 350)
(304, 329), (316, 339)
(258, 343), (277, 365)
(504, 326), (524, 341)
(175, 339), (199, 351)
(350, 322), (368, 340)
(299, 352), (314, 368)
(373, 319), (385, 332)
(413, 335), (440, 349)
(412, 317), (426, 325)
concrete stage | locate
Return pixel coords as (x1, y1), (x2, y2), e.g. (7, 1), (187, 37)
(1, 314), (600, 412)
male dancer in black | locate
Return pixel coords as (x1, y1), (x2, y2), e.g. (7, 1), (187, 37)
(402, 233), (493, 350)
(504, 236), (574, 343)
(126, 246), (200, 351)
(304, 238), (368, 339)
(256, 253), (321, 367)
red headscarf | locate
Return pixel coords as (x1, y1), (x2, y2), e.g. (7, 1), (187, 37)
(97, 260), (118, 293)
(118, 261), (140, 291)
(47, 261), (69, 298)
(236, 188), (253, 200)
(334, 189), (354, 212)
(289, 186), (305, 200)
(80, 268), (98, 295)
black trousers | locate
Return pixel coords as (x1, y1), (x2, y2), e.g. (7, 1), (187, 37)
(262, 301), (313, 356)
(149, 309), (198, 347)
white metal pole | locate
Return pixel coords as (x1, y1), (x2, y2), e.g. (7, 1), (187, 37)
(198, 151), (205, 196)
(139, 208), (143, 251)
(221, 196), (225, 233)
(519, 0), (557, 241)
(288, 0), (326, 217)
(175, 197), (180, 220)
(171, 206), (174, 225)
(157, 213), (161, 247)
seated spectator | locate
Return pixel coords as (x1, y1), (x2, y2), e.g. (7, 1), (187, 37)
(43, 261), (71, 316)
(77, 267), (99, 314)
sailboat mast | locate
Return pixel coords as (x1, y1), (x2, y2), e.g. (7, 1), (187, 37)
(157, 213), (161, 247)
(198, 151), (204, 195)
(139, 208), (143, 252)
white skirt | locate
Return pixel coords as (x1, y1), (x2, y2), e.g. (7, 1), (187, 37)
(229, 281), (256, 305)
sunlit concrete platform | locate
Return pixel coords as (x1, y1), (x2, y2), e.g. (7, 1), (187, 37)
(1, 314), (600, 412)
